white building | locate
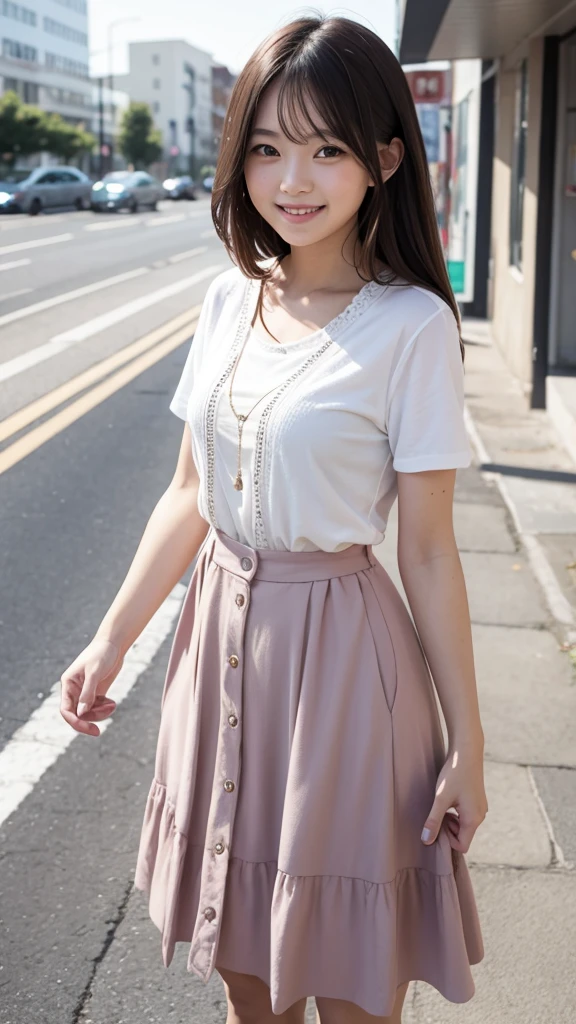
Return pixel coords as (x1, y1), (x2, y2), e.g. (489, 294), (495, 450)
(115, 39), (214, 174)
(0, 0), (91, 126)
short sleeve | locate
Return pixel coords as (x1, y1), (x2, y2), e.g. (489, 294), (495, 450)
(169, 274), (221, 421)
(386, 304), (472, 472)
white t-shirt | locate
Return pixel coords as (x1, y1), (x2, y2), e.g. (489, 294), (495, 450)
(170, 266), (471, 552)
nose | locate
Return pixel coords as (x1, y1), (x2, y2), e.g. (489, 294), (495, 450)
(279, 155), (314, 197)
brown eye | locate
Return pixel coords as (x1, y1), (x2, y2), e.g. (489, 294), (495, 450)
(252, 144), (279, 157)
(317, 146), (344, 159)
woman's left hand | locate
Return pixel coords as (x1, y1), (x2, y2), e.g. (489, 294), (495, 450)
(421, 741), (488, 854)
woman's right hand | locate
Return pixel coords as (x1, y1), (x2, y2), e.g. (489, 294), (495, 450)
(60, 636), (124, 737)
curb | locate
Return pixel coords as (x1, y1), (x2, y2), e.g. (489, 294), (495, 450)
(463, 404), (576, 650)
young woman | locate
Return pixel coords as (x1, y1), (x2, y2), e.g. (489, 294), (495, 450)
(61, 15), (487, 1024)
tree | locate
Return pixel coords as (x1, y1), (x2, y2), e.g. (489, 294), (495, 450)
(118, 102), (163, 169)
(43, 115), (95, 163)
(0, 90), (95, 168)
(0, 91), (46, 166)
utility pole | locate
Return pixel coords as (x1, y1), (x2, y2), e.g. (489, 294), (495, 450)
(98, 76), (105, 178)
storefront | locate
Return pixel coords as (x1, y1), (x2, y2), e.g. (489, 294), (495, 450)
(400, 0), (576, 410)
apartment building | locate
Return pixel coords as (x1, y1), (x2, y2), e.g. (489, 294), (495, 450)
(0, 0), (91, 126)
(115, 40), (215, 175)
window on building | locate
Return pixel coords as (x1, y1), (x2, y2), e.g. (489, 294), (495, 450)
(51, 0), (87, 13)
(152, 54), (160, 65)
(43, 17), (88, 47)
(153, 101), (160, 114)
(45, 52), (89, 78)
(510, 59), (528, 271)
(153, 78), (161, 89)
(2, 2), (37, 26)
(2, 37), (38, 62)
(3, 75), (39, 102)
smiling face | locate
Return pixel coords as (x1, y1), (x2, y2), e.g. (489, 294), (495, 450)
(243, 79), (376, 251)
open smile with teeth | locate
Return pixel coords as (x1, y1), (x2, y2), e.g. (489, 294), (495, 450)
(279, 205), (323, 215)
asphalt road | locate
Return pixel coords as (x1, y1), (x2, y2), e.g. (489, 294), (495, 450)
(0, 199), (271, 1023)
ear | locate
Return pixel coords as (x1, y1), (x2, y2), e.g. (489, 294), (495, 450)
(368, 138), (405, 186)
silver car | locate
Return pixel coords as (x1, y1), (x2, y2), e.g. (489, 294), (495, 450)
(0, 166), (93, 215)
(91, 171), (165, 213)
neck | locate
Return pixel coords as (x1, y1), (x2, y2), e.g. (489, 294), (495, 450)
(277, 217), (365, 294)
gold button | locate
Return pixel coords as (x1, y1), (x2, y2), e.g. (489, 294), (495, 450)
(224, 779), (235, 792)
(228, 655), (239, 668)
(214, 841), (225, 854)
(228, 714), (238, 727)
(204, 906), (216, 922)
(235, 594), (245, 607)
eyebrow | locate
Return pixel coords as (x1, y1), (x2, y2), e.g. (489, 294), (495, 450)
(251, 127), (333, 141)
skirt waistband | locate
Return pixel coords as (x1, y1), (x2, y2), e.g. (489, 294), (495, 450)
(208, 528), (377, 583)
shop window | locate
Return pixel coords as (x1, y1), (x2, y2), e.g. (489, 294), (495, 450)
(510, 59), (528, 271)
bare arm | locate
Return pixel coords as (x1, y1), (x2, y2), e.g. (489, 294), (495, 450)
(60, 423), (209, 734)
(396, 468), (487, 851)
(96, 422), (209, 656)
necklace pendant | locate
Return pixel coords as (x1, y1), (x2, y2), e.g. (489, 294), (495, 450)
(233, 472), (243, 491)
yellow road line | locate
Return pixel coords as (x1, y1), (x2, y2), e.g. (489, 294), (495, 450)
(0, 320), (199, 477)
(0, 305), (201, 444)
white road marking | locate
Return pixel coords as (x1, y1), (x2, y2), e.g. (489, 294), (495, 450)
(146, 214), (186, 228)
(85, 218), (142, 232)
(187, 207), (213, 219)
(0, 264), (223, 381)
(0, 258), (31, 271)
(51, 264), (224, 343)
(0, 584), (186, 829)
(0, 266), (149, 332)
(169, 245), (207, 263)
(0, 232), (73, 257)
(200, 228), (217, 238)
(0, 214), (68, 231)
(0, 287), (33, 302)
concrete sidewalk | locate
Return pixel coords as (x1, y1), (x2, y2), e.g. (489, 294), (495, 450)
(376, 321), (576, 1023)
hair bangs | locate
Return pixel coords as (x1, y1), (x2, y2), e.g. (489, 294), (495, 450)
(275, 54), (371, 165)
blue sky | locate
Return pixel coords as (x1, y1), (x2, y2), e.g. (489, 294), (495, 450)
(90, 2), (399, 78)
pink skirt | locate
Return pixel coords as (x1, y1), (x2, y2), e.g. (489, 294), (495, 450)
(134, 527), (484, 1016)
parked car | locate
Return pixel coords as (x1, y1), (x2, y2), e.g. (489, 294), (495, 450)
(163, 175), (197, 200)
(0, 166), (92, 215)
(202, 175), (215, 192)
(91, 171), (165, 213)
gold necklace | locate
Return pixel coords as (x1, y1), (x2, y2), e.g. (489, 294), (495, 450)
(227, 283), (281, 491)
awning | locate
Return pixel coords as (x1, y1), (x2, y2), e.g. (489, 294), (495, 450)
(400, 0), (576, 63)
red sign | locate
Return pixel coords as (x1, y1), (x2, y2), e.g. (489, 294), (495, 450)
(404, 70), (451, 106)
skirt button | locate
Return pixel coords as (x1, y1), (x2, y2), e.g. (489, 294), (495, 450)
(214, 841), (225, 854)
(228, 714), (238, 727)
(241, 557), (253, 571)
(228, 655), (239, 668)
(224, 779), (235, 792)
(235, 594), (245, 607)
(204, 906), (217, 922)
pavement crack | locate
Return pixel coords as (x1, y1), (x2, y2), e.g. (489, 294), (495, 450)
(72, 877), (134, 1023)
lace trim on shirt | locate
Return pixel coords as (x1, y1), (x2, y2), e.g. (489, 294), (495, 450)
(205, 273), (388, 541)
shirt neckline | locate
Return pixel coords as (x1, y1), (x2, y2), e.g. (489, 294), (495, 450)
(246, 272), (388, 351)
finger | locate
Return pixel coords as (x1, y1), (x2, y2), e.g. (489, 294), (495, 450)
(78, 698), (116, 722)
(422, 799), (452, 844)
(60, 707), (101, 737)
(77, 668), (100, 717)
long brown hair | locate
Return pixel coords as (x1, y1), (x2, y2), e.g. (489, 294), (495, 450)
(212, 15), (463, 360)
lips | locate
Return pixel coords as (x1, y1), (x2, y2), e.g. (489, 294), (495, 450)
(275, 204), (326, 223)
